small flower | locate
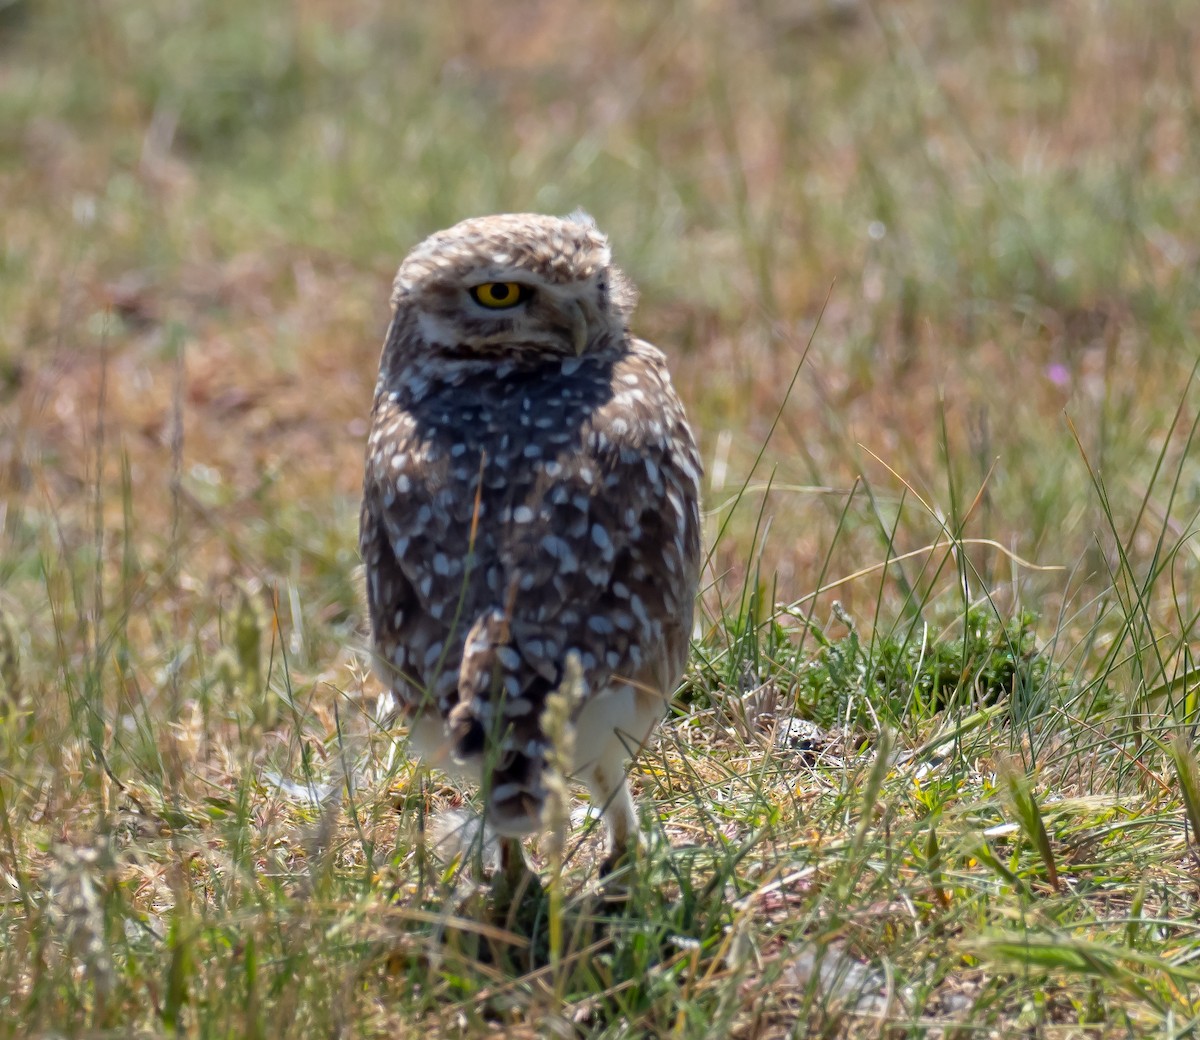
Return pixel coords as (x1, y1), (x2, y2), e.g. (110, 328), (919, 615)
(1045, 362), (1071, 388)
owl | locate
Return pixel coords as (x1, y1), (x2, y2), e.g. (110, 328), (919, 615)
(360, 212), (702, 876)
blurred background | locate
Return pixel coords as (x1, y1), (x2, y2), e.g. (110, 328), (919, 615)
(2, 0), (1198, 691)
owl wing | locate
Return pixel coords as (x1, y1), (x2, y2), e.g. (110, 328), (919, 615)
(360, 400), (486, 714)
(465, 340), (703, 709)
(442, 342), (702, 830)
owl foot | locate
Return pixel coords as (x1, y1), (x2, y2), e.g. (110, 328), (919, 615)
(595, 840), (639, 908)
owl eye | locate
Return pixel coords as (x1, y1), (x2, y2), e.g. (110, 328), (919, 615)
(469, 282), (531, 309)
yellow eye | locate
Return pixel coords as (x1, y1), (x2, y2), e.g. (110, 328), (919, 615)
(469, 282), (530, 309)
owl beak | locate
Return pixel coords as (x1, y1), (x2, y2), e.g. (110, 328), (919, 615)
(568, 299), (589, 355)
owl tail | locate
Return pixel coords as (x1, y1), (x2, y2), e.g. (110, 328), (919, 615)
(449, 608), (548, 837)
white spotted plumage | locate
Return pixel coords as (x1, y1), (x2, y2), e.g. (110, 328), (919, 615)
(360, 212), (702, 867)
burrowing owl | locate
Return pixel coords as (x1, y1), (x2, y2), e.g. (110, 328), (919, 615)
(360, 212), (702, 872)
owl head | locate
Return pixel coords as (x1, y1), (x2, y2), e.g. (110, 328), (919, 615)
(388, 212), (637, 362)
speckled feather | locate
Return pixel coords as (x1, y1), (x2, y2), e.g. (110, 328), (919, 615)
(360, 213), (701, 837)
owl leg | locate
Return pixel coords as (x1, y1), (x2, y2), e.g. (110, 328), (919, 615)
(499, 836), (528, 885)
(490, 835), (542, 924)
(582, 739), (640, 876)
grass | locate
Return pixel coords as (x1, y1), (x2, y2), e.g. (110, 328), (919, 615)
(3, 0), (1200, 1035)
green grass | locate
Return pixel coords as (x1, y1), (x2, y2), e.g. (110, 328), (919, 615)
(3, 0), (1200, 1035)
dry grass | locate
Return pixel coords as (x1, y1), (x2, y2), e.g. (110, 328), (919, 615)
(3, 0), (1200, 1036)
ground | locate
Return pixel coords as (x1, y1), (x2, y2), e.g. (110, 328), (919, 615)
(2, 1), (1200, 1036)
